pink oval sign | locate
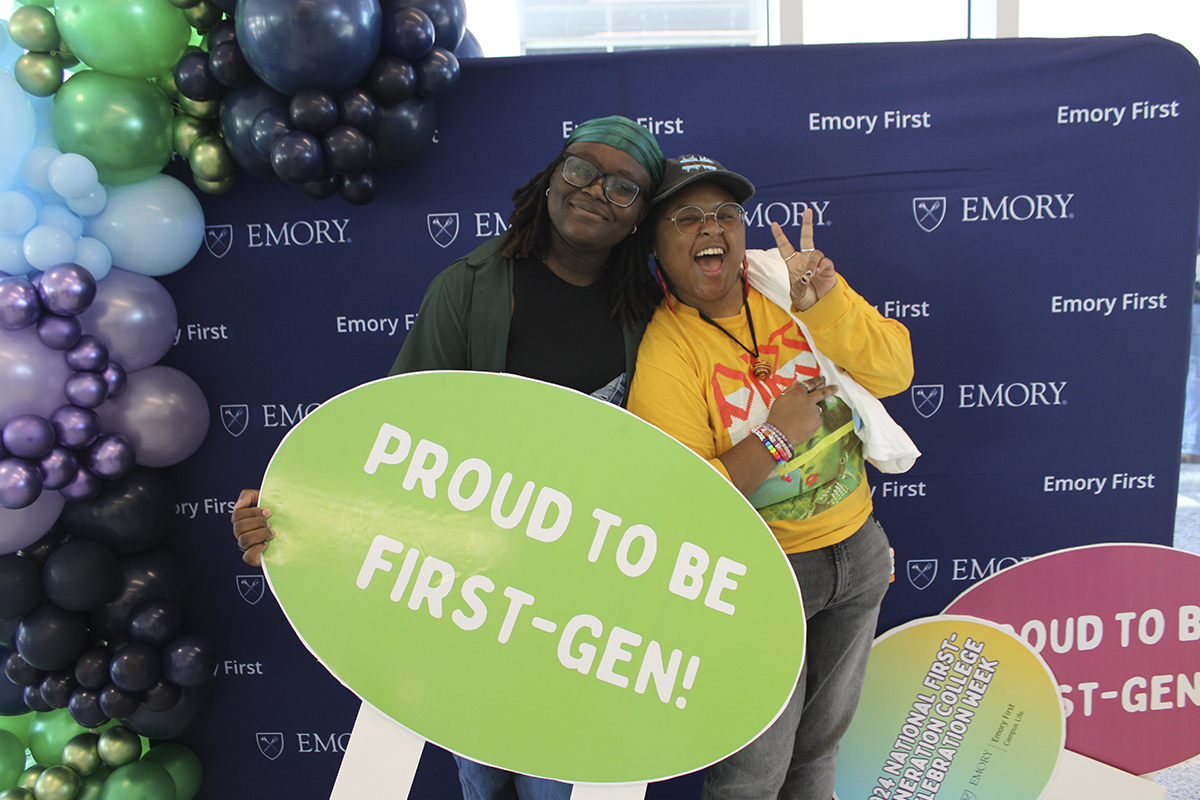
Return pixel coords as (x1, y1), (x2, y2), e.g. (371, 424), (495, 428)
(944, 543), (1200, 774)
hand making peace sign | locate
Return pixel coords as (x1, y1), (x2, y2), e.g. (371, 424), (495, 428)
(771, 208), (838, 312)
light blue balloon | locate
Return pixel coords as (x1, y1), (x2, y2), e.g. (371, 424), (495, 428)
(0, 69), (37, 191)
(48, 154), (99, 200)
(0, 22), (18, 73)
(67, 184), (107, 218)
(36, 204), (84, 239)
(0, 235), (34, 276)
(32, 99), (55, 137)
(22, 224), (75, 270)
(0, 191), (38, 236)
(72, 237), (112, 280)
(84, 174), (204, 277)
(20, 146), (60, 194)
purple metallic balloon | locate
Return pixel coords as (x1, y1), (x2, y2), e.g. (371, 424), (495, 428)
(37, 314), (83, 351)
(76, 269), (178, 372)
(59, 466), (101, 503)
(38, 446), (79, 491)
(0, 326), (72, 427)
(86, 433), (135, 480)
(2, 414), (56, 459)
(101, 362), (127, 400)
(64, 373), (109, 409)
(0, 458), (43, 510)
(37, 263), (96, 317)
(64, 334), (109, 372)
(96, 366), (209, 468)
(50, 405), (100, 449)
(0, 277), (42, 330)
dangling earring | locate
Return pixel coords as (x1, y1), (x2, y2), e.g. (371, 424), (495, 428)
(653, 257), (675, 313)
(742, 255), (750, 297)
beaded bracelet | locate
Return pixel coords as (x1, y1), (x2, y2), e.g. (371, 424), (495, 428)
(751, 423), (796, 483)
(759, 422), (794, 456)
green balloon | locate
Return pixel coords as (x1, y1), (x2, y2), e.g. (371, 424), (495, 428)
(71, 770), (107, 800)
(55, 0), (189, 79)
(60, 735), (101, 778)
(0, 731), (24, 791)
(98, 762), (173, 800)
(0, 789), (34, 800)
(50, 70), (174, 185)
(141, 745), (200, 800)
(32, 765), (78, 800)
(0, 715), (34, 749)
(94, 729), (139, 770)
(28, 711), (91, 768)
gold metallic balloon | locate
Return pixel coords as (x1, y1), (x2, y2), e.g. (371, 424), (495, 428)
(188, 135), (235, 181)
(8, 5), (59, 52)
(181, 0), (221, 33)
(17, 766), (44, 792)
(95, 727), (140, 769)
(13, 52), (63, 97)
(32, 765), (79, 800)
(0, 788), (35, 800)
(60, 734), (101, 777)
(70, 770), (107, 800)
(177, 94), (220, 120)
(193, 175), (234, 195)
(173, 114), (212, 158)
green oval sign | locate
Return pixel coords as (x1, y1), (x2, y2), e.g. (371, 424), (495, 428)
(260, 371), (805, 783)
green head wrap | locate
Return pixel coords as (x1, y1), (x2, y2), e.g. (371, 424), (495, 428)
(563, 115), (666, 193)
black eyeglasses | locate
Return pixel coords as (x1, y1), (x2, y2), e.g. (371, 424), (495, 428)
(560, 154), (644, 208)
(663, 203), (747, 236)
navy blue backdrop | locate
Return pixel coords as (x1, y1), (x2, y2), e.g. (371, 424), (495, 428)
(149, 35), (1199, 798)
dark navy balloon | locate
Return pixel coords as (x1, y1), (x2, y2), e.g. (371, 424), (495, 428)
(373, 94), (436, 169)
(161, 635), (215, 687)
(271, 131), (326, 185)
(43, 539), (120, 613)
(364, 54), (416, 106)
(237, 0), (382, 95)
(208, 40), (255, 88)
(250, 107), (292, 157)
(0, 554), (44, 620)
(58, 467), (175, 556)
(109, 642), (160, 692)
(140, 675), (181, 712)
(174, 50), (222, 102)
(394, 0), (464, 51)
(454, 28), (483, 58)
(290, 89), (340, 134)
(15, 601), (91, 671)
(67, 685), (107, 727)
(338, 171), (379, 205)
(220, 81), (291, 180)
(382, 6), (434, 61)
(128, 598), (182, 648)
(322, 125), (371, 175)
(338, 87), (379, 133)
(414, 47), (459, 98)
(74, 647), (111, 690)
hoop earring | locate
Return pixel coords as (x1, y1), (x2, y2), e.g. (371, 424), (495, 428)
(631, 225), (637, 234)
(545, 188), (549, 197)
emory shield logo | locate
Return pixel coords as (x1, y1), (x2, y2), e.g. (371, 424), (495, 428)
(221, 405), (249, 437)
(205, 224), (234, 258)
(913, 197), (946, 232)
(907, 559), (938, 590)
(237, 575), (265, 605)
(428, 213), (459, 248)
(256, 733), (284, 760)
(911, 385), (943, 418)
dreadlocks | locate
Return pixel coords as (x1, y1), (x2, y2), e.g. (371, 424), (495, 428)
(501, 155), (663, 327)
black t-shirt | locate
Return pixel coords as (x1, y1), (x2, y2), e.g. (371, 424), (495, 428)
(505, 258), (625, 394)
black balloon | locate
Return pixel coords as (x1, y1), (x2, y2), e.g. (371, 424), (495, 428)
(271, 131), (325, 184)
(414, 46), (459, 98)
(67, 685), (107, 727)
(141, 676), (181, 712)
(127, 598), (181, 649)
(4, 650), (44, 686)
(219, 81), (291, 180)
(160, 635), (215, 687)
(0, 649), (28, 715)
(122, 682), (210, 739)
(322, 125), (371, 175)
(15, 602), (90, 671)
(381, 6), (434, 61)
(85, 549), (186, 642)
(74, 647), (110, 689)
(40, 669), (79, 708)
(208, 40), (254, 88)
(391, 0), (464, 51)
(109, 642), (159, 692)
(0, 619), (16, 648)
(0, 554), (44, 620)
(99, 683), (140, 719)
(373, 95), (436, 169)
(57, 467), (175, 556)
(208, 0), (236, 15)
(24, 684), (51, 712)
(206, 17), (237, 49)
(300, 169), (339, 200)
(338, 171), (379, 205)
(364, 54), (416, 106)
(174, 50), (222, 102)
(337, 87), (379, 133)
(289, 88), (339, 134)
(454, 28), (483, 58)
(43, 539), (120, 612)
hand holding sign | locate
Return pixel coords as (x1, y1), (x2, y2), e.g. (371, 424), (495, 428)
(773, 208), (837, 311)
(231, 488), (273, 566)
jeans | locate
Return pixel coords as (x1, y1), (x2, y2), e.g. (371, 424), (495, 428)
(454, 755), (572, 800)
(702, 517), (892, 800)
